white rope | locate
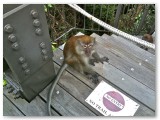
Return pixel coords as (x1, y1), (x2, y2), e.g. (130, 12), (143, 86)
(68, 4), (155, 50)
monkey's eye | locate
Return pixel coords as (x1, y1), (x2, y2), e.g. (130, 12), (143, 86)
(83, 45), (87, 48)
(88, 44), (93, 48)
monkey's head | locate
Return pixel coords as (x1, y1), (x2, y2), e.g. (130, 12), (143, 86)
(140, 34), (153, 51)
(76, 36), (96, 57)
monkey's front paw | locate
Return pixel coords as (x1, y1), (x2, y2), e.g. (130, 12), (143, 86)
(89, 59), (98, 66)
(101, 57), (109, 63)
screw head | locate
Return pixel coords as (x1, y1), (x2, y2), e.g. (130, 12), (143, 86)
(33, 19), (41, 27)
(131, 68), (134, 71)
(24, 69), (30, 75)
(4, 24), (13, 33)
(40, 42), (46, 48)
(30, 10), (38, 18)
(145, 59), (148, 62)
(11, 42), (19, 50)
(35, 28), (42, 35)
(22, 63), (28, 70)
(41, 49), (47, 55)
(56, 91), (60, 94)
(13, 89), (18, 95)
(8, 34), (17, 42)
(43, 55), (48, 61)
(122, 78), (125, 81)
(19, 57), (25, 64)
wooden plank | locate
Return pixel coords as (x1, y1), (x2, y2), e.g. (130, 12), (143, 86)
(99, 34), (155, 72)
(54, 47), (155, 111)
(40, 82), (97, 116)
(90, 33), (155, 91)
(40, 45), (98, 116)
(104, 34), (155, 66)
(135, 106), (155, 116)
(94, 62), (155, 110)
(3, 95), (24, 116)
(115, 35), (155, 55)
(3, 86), (59, 116)
(60, 32), (155, 110)
(52, 47), (154, 116)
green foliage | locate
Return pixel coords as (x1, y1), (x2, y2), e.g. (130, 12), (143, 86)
(3, 79), (7, 86)
(83, 4), (117, 29)
(82, 4), (154, 35)
(51, 44), (57, 51)
(44, 4), (54, 12)
(141, 6), (155, 34)
(44, 4), (155, 48)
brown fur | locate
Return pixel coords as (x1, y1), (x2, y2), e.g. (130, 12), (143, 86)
(142, 34), (153, 43)
(63, 35), (95, 72)
(62, 35), (108, 84)
(63, 35), (94, 57)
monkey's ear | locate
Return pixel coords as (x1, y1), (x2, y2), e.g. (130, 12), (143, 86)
(91, 37), (95, 41)
(91, 37), (97, 44)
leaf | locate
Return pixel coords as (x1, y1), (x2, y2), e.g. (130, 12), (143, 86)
(47, 4), (53, 8)
(52, 42), (57, 45)
(3, 79), (7, 86)
(44, 5), (47, 12)
(52, 45), (57, 51)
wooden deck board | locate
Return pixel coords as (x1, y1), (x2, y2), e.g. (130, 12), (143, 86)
(53, 48), (154, 116)
(101, 34), (155, 72)
(3, 96), (24, 116)
(110, 34), (155, 65)
(113, 35), (155, 55)
(54, 46), (155, 109)
(3, 32), (155, 116)
(3, 86), (59, 116)
(91, 33), (155, 90)
(40, 80), (97, 116)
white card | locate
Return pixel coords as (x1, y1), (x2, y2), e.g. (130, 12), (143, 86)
(85, 80), (140, 116)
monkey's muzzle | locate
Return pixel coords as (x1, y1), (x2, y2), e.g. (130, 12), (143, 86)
(85, 48), (91, 56)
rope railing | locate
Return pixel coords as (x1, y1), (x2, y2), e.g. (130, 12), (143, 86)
(68, 4), (155, 50)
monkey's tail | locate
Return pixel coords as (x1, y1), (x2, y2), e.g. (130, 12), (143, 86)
(47, 63), (68, 116)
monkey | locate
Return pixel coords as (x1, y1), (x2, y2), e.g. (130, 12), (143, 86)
(63, 35), (108, 77)
(140, 34), (154, 51)
(47, 35), (109, 116)
(142, 34), (153, 43)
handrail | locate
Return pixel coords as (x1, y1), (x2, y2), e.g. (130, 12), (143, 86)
(68, 4), (155, 50)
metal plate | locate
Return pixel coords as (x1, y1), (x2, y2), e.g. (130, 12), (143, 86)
(3, 4), (56, 101)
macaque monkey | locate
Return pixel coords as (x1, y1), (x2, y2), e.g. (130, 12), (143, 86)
(142, 34), (154, 43)
(47, 35), (109, 116)
(140, 34), (154, 51)
(63, 35), (108, 78)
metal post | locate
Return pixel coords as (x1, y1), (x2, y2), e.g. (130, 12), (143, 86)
(135, 4), (150, 35)
(98, 5), (102, 30)
(83, 5), (86, 29)
(114, 4), (123, 28)
(91, 5), (95, 29)
(149, 23), (155, 35)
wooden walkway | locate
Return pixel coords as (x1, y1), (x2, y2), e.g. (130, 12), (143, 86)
(3, 32), (155, 116)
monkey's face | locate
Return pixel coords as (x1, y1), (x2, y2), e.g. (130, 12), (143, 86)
(82, 42), (95, 56)
(77, 39), (95, 57)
